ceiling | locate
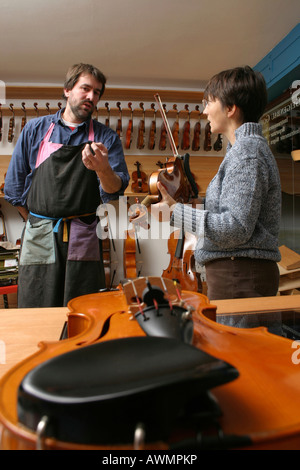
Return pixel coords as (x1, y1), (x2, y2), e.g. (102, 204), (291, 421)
(0, 0), (299, 90)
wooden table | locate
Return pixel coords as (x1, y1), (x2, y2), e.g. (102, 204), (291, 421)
(1, 295), (300, 380)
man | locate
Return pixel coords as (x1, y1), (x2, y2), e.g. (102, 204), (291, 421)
(4, 63), (129, 307)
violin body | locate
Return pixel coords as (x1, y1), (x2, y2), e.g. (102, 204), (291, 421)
(1, 277), (300, 450)
(162, 229), (202, 292)
(141, 154), (197, 208)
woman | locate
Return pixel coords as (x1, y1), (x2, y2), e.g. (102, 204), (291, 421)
(156, 65), (281, 302)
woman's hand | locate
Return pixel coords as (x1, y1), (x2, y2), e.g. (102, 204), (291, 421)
(150, 182), (177, 222)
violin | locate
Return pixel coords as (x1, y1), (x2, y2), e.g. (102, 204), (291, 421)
(123, 228), (142, 279)
(21, 103), (27, 132)
(158, 104), (167, 151)
(131, 161), (149, 194)
(116, 102), (122, 138)
(171, 104), (179, 150)
(137, 102), (145, 149)
(1, 276), (300, 450)
(181, 104), (190, 151)
(8, 104), (15, 143)
(192, 105), (201, 151)
(204, 122), (212, 151)
(125, 102), (133, 149)
(133, 95), (198, 212)
(214, 134), (223, 151)
(148, 103), (156, 150)
(105, 102), (110, 127)
(162, 229), (202, 292)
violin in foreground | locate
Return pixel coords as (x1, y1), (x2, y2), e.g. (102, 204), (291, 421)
(1, 276), (300, 450)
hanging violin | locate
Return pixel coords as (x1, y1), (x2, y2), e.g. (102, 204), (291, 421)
(214, 134), (223, 151)
(181, 104), (190, 151)
(105, 102), (110, 127)
(125, 102), (133, 149)
(158, 104), (167, 151)
(148, 103), (156, 150)
(131, 161), (149, 193)
(192, 105), (201, 151)
(116, 102), (122, 138)
(137, 103), (145, 149)
(7, 104), (15, 143)
(21, 103), (27, 132)
(204, 122), (212, 151)
(171, 104), (179, 150)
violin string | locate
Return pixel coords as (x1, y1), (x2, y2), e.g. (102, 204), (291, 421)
(154, 94), (178, 158)
(173, 280), (182, 302)
(160, 277), (173, 312)
(130, 280), (145, 317)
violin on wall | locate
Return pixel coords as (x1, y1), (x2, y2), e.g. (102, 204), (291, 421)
(148, 103), (156, 150)
(131, 161), (149, 194)
(125, 102), (133, 150)
(192, 105), (201, 151)
(181, 104), (190, 151)
(137, 103), (145, 150)
(8, 104), (15, 143)
(116, 102), (122, 138)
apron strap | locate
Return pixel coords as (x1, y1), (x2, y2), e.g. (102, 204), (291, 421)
(29, 211), (96, 242)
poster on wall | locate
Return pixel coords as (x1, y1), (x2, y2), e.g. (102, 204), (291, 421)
(261, 86), (300, 195)
(261, 86), (300, 159)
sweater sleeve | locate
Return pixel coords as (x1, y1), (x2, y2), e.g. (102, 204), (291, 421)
(171, 157), (268, 251)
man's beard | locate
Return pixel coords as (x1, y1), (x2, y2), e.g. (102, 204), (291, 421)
(69, 100), (95, 121)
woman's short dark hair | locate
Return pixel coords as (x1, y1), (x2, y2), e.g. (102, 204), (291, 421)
(63, 63), (107, 99)
(203, 65), (267, 123)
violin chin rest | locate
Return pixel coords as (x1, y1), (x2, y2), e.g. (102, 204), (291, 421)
(17, 337), (238, 446)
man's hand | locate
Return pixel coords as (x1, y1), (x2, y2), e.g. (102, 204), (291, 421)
(82, 142), (109, 173)
(82, 142), (122, 193)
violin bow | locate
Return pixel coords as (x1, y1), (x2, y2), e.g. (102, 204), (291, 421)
(154, 94), (178, 158)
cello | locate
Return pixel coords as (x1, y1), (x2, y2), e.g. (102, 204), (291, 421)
(1, 277), (300, 449)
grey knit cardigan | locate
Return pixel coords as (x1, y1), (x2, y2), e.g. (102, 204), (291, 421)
(172, 123), (282, 266)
